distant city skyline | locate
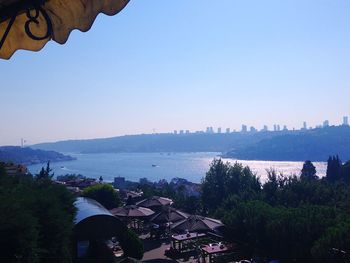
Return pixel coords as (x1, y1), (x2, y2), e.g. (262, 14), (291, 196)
(172, 115), (349, 135)
(1, 1), (350, 146)
(11, 115), (350, 148)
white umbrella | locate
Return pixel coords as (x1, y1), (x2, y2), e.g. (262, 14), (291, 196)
(110, 205), (155, 218)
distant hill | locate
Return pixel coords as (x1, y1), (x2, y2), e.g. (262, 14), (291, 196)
(0, 146), (75, 165)
(32, 132), (279, 154)
(227, 126), (350, 161)
(32, 126), (350, 161)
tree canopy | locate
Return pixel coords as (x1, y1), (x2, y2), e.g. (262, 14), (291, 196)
(82, 183), (121, 209)
(0, 165), (76, 263)
(301, 160), (318, 180)
(201, 158), (350, 262)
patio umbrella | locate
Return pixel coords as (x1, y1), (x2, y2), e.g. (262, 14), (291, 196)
(170, 215), (224, 233)
(110, 205), (155, 218)
(0, 0), (130, 59)
(151, 207), (189, 224)
(136, 196), (173, 208)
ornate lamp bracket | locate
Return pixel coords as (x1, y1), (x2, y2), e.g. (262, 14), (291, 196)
(0, 0), (53, 50)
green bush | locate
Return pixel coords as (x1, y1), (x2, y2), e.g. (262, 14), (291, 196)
(311, 219), (350, 262)
(82, 184), (121, 209)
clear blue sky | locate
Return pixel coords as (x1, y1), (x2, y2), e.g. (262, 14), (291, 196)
(1, 0), (350, 146)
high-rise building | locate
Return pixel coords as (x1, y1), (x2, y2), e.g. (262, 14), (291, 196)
(323, 120), (329, 128)
(343, 116), (349, 126)
(283, 125), (288, 131)
(273, 124), (277, 132)
(226, 128), (231, 133)
(217, 127), (222, 134)
(302, 122), (307, 130)
(179, 130), (184, 134)
(185, 130), (190, 134)
(241, 125), (247, 133)
(250, 126), (257, 132)
(206, 127), (210, 133)
(262, 125), (268, 132)
(174, 130), (178, 135)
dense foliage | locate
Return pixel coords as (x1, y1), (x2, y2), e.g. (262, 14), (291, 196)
(0, 163), (76, 263)
(326, 155), (350, 183)
(201, 159), (350, 263)
(202, 160), (261, 214)
(82, 183), (121, 209)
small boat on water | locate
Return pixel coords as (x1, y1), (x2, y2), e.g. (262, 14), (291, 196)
(152, 164), (157, 167)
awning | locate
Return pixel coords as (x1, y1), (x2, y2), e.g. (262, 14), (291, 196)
(74, 197), (126, 241)
(0, 0), (130, 59)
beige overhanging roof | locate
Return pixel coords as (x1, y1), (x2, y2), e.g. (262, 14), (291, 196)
(0, 0), (130, 59)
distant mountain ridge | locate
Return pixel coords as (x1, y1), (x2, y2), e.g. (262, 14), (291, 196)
(32, 126), (350, 161)
(32, 132), (279, 153)
(0, 146), (75, 165)
(227, 126), (350, 161)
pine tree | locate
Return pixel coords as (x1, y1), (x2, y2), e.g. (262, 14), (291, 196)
(35, 161), (54, 182)
(326, 155), (342, 182)
(301, 160), (317, 180)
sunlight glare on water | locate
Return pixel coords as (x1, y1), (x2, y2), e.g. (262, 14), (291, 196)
(28, 152), (327, 183)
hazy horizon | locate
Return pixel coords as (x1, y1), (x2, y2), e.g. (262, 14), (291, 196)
(1, 0), (350, 146)
(1, 121), (348, 147)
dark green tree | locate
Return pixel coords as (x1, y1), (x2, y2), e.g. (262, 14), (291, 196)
(0, 167), (76, 263)
(341, 160), (350, 182)
(202, 159), (261, 214)
(118, 229), (144, 260)
(0, 163), (6, 176)
(326, 156), (342, 182)
(201, 159), (230, 213)
(0, 187), (39, 263)
(35, 161), (54, 182)
(301, 160), (318, 180)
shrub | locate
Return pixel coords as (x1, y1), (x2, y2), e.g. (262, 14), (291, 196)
(82, 184), (121, 209)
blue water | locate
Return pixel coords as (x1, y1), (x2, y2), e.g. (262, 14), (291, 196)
(28, 152), (327, 183)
